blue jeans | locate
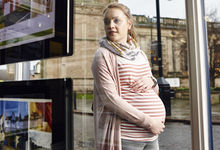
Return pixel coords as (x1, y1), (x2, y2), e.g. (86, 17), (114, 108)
(121, 138), (159, 150)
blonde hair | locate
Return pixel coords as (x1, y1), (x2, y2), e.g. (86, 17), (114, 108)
(103, 2), (137, 41)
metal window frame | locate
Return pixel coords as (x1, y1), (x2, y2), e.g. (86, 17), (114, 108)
(185, 0), (213, 149)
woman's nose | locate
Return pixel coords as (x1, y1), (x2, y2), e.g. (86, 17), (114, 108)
(109, 20), (115, 29)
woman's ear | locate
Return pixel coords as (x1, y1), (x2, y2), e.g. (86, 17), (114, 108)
(128, 19), (132, 30)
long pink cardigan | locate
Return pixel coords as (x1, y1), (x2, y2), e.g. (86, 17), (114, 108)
(91, 47), (158, 150)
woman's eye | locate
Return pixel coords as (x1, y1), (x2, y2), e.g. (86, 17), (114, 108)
(104, 19), (110, 25)
(104, 18), (120, 25)
(113, 18), (120, 24)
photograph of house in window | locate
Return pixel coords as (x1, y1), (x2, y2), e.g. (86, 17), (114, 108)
(0, 0), (55, 50)
(0, 98), (52, 150)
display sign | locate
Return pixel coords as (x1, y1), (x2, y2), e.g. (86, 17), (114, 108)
(165, 78), (180, 87)
(0, 78), (73, 150)
(0, 0), (73, 65)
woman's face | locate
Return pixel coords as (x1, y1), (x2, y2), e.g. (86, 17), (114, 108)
(104, 8), (132, 44)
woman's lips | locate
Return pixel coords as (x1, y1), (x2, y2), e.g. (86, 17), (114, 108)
(108, 31), (116, 36)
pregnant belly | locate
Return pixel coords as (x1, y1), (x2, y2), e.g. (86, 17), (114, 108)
(121, 89), (166, 119)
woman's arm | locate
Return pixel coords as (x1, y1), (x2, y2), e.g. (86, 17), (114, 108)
(92, 49), (154, 129)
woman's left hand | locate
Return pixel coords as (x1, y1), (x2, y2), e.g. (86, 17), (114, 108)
(130, 76), (155, 93)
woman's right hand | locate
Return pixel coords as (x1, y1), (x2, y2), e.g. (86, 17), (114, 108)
(148, 118), (165, 135)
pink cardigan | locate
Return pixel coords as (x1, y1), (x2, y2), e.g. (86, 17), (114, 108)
(91, 47), (159, 150)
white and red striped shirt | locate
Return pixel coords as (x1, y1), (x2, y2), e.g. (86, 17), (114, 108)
(117, 53), (166, 142)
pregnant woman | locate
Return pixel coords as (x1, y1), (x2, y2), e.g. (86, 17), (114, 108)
(91, 2), (166, 150)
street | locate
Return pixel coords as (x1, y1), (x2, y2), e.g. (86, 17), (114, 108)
(74, 113), (220, 150)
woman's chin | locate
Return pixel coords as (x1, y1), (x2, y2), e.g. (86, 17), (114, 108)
(107, 37), (117, 42)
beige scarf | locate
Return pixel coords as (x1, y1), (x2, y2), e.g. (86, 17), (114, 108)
(99, 37), (141, 61)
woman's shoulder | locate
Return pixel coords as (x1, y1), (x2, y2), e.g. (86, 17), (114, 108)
(94, 47), (115, 58)
(95, 47), (111, 54)
(92, 47), (116, 71)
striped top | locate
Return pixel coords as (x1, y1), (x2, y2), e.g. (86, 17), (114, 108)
(117, 52), (166, 142)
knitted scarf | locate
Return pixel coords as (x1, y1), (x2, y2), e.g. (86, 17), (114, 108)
(99, 37), (141, 61)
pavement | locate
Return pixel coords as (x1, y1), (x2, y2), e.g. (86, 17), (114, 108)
(73, 98), (220, 150)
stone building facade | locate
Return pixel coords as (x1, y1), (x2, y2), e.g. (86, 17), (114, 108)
(36, 0), (190, 91)
(28, 0), (220, 90)
(40, 0), (117, 91)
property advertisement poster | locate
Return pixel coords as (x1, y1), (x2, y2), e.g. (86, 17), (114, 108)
(0, 98), (52, 150)
(0, 0), (55, 50)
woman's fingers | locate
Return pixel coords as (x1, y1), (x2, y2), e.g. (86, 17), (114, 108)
(130, 77), (156, 93)
(130, 79), (144, 90)
(149, 117), (166, 135)
(131, 77), (149, 88)
(131, 78), (143, 87)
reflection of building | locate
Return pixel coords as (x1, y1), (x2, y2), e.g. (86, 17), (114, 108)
(213, 44), (220, 74)
(4, 0), (220, 88)
(31, 0), (53, 17)
(2, 0), (19, 16)
(214, 44), (220, 63)
(1, 0), (31, 27)
(40, 0), (193, 90)
(1, 0), (53, 18)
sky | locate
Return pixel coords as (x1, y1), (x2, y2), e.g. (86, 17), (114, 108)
(119, 0), (220, 21)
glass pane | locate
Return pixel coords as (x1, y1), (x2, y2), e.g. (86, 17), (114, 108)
(118, 0), (191, 149)
(1, 0), (220, 149)
(205, 0), (220, 149)
(72, 0), (190, 149)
